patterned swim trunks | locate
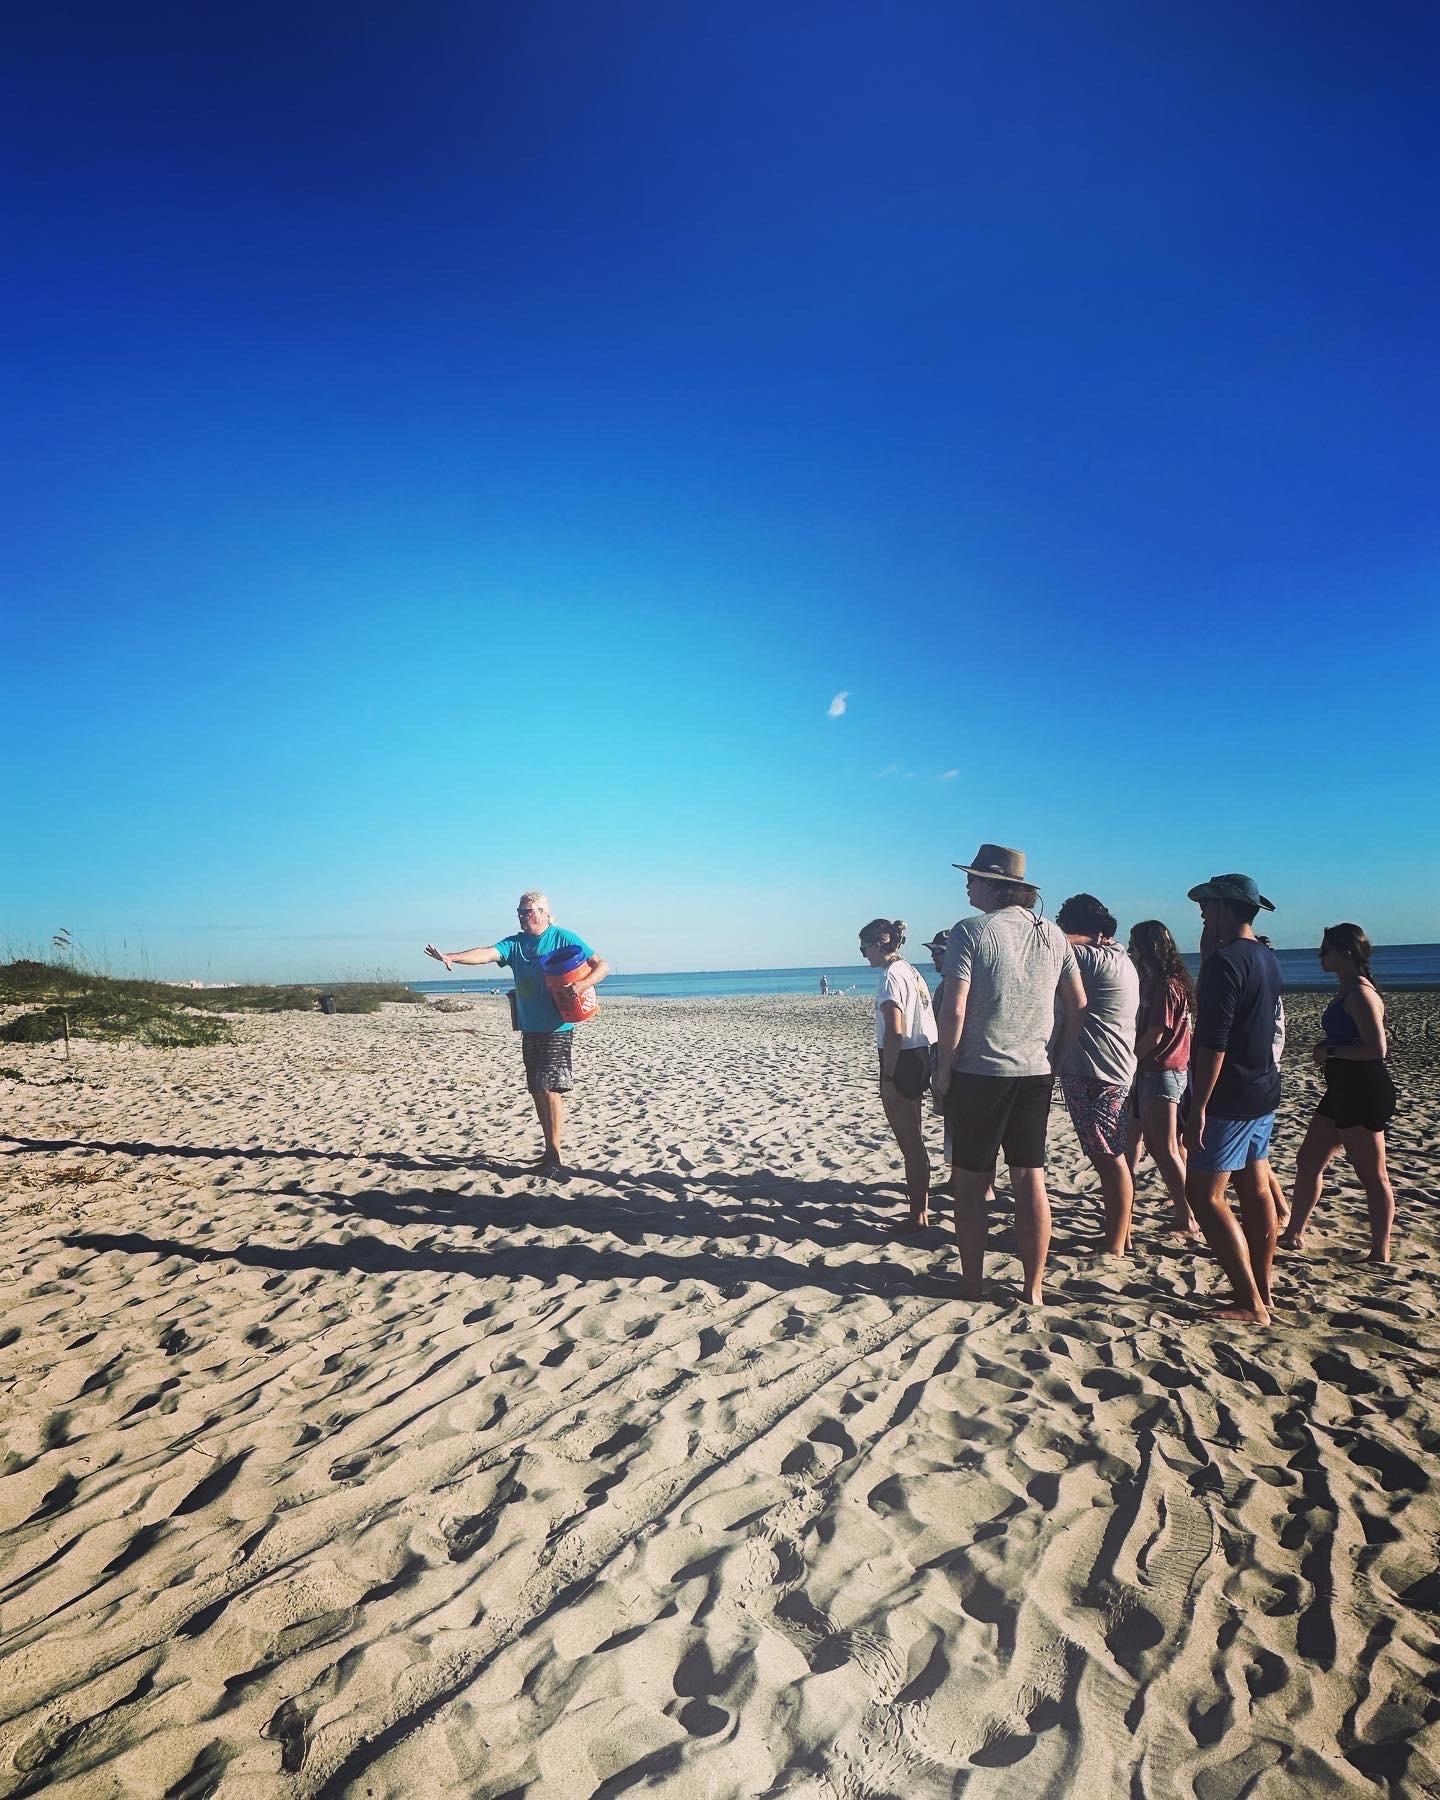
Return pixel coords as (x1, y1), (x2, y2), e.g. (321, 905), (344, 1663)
(522, 1031), (575, 1095)
(1059, 1075), (1131, 1160)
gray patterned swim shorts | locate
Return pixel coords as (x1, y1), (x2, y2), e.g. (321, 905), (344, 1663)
(522, 1031), (574, 1094)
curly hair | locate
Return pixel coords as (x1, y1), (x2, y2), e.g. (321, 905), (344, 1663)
(1127, 919), (1194, 1006)
(1056, 893), (1118, 938)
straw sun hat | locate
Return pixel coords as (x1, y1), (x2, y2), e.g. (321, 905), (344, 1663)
(952, 844), (1031, 885)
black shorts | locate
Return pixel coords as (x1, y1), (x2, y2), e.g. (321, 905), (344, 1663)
(1317, 1059), (1396, 1133)
(878, 1048), (930, 1101)
(522, 1031), (574, 1094)
(945, 1072), (1053, 1174)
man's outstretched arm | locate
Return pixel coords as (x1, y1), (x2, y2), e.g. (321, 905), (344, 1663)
(424, 943), (503, 972)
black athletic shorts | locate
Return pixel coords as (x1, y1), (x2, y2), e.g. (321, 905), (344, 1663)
(878, 1048), (930, 1101)
(522, 1031), (574, 1095)
(1317, 1058), (1396, 1133)
(945, 1072), (1053, 1173)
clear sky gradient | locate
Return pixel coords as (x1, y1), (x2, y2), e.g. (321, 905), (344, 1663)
(4, 1), (1438, 979)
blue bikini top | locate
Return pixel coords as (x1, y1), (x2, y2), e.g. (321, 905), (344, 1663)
(1322, 993), (1363, 1047)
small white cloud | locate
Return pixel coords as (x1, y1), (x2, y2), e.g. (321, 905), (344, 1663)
(827, 690), (849, 719)
(939, 768), (959, 781)
(874, 762), (900, 779)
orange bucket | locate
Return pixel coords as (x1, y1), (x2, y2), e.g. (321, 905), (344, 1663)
(543, 947), (598, 1024)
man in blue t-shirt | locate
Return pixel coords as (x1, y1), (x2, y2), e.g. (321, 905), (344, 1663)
(425, 890), (608, 1177)
(1183, 872), (1283, 1326)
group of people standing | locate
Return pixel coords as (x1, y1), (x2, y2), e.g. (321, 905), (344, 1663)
(421, 858), (1398, 1328)
(862, 843), (1398, 1323)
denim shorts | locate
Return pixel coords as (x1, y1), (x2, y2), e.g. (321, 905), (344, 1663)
(1136, 1068), (1186, 1105)
(1189, 1111), (1275, 1174)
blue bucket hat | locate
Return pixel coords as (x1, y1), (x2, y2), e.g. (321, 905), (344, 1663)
(1186, 872), (1275, 911)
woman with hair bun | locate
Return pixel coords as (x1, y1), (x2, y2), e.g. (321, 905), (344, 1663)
(859, 917), (937, 1230)
(1279, 923), (1397, 1261)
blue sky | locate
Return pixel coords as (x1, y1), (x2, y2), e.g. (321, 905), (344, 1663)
(4, 1), (1438, 979)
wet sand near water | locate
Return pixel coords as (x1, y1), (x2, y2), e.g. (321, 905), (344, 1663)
(1, 990), (1437, 1796)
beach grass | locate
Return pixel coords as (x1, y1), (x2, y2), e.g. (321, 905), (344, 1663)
(0, 959), (425, 1048)
(0, 993), (232, 1049)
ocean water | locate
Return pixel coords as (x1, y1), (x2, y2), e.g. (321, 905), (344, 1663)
(410, 943), (1440, 1001)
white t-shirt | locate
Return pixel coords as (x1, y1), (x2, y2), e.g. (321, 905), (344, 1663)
(874, 960), (939, 1050)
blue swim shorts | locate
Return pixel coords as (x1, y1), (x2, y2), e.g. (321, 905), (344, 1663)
(1189, 1111), (1275, 1174)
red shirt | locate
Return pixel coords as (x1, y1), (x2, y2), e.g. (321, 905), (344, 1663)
(1139, 974), (1191, 1072)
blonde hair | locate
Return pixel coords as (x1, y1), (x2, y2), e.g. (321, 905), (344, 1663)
(518, 890), (550, 913)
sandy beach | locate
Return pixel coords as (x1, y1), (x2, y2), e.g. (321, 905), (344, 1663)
(1, 990), (1437, 1797)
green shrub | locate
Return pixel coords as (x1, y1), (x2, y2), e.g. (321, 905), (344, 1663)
(0, 997), (231, 1049)
(0, 961), (425, 1018)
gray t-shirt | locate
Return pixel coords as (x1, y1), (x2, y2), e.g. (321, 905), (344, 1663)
(1059, 941), (1140, 1088)
(942, 907), (1078, 1078)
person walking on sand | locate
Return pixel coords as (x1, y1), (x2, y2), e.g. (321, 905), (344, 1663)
(860, 918), (938, 1231)
(1279, 923), (1397, 1261)
(1125, 919), (1202, 1241)
(1054, 894), (1139, 1258)
(424, 891), (608, 1178)
(1182, 874), (1283, 1325)
(933, 846), (1086, 1305)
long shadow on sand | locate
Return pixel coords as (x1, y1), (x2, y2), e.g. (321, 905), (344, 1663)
(2, 1132), (537, 1180)
(3, 1131), (929, 1251)
(251, 1174), (933, 1254)
(15, 1130), (1155, 1294)
(63, 1225), (971, 1305)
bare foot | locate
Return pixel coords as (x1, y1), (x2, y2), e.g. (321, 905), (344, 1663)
(1277, 1232), (1306, 1252)
(897, 1212), (930, 1232)
(1021, 1287), (1045, 1306)
(959, 1281), (985, 1301)
(1366, 1249), (1392, 1264)
(535, 1153), (563, 1180)
(1211, 1305), (1271, 1325)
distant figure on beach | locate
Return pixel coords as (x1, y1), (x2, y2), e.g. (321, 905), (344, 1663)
(933, 845), (1085, 1304)
(1280, 923), (1397, 1261)
(1183, 874), (1283, 1324)
(1055, 894), (1139, 1257)
(1125, 919), (1200, 1241)
(860, 918), (937, 1230)
(424, 891), (609, 1179)
(819, 974), (830, 996)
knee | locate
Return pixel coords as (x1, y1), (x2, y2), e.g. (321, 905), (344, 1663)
(1186, 1178), (1219, 1214)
